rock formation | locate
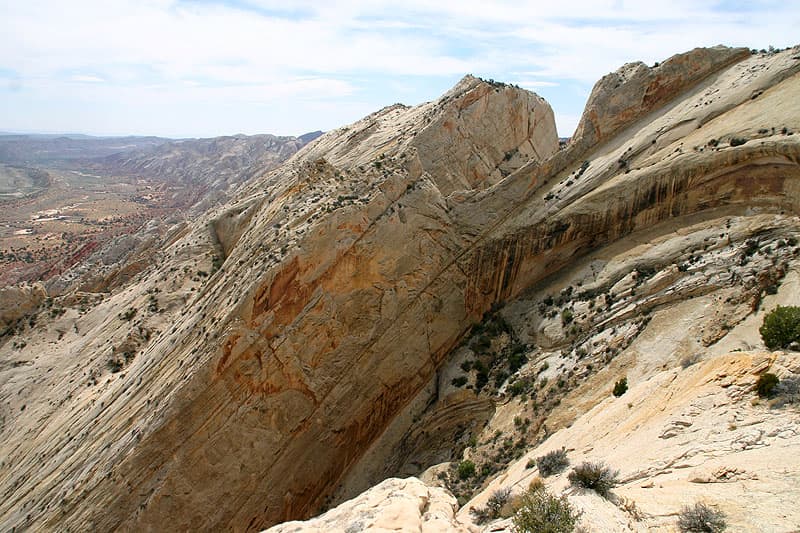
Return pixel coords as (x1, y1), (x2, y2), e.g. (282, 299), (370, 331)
(268, 477), (468, 533)
(1, 45), (799, 533)
(0, 283), (46, 330)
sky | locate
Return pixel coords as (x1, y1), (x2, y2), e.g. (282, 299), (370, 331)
(0, 1), (798, 139)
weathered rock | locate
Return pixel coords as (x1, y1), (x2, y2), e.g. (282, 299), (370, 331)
(0, 283), (46, 328)
(264, 478), (471, 533)
(458, 352), (800, 532)
(572, 46), (751, 152)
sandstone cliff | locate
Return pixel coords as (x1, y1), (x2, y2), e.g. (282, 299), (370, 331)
(1, 45), (799, 532)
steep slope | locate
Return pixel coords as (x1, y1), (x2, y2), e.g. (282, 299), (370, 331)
(324, 45), (800, 505)
(1, 45), (799, 533)
(0, 75), (557, 531)
(267, 348), (799, 532)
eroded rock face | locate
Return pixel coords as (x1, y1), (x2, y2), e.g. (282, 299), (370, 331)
(1, 46), (799, 533)
(0, 283), (46, 328)
(0, 75), (559, 532)
(571, 46), (750, 153)
(411, 75), (558, 194)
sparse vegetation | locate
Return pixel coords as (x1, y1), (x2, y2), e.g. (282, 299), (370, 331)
(680, 353), (701, 369)
(613, 377), (628, 397)
(536, 448), (569, 477)
(568, 461), (619, 497)
(452, 376), (468, 387)
(458, 460), (476, 480)
(729, 137), (747, 147)
(470, 487), (512, 524)
(759, 305), (800, 349)
(512, 483), (581, 533)
(118, 308), (137, 321)
(677, 502), (727, 532)
(755, 372), (779, 398)
(770, 376), (800, 408)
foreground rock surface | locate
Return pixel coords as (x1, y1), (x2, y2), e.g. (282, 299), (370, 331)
(265, 478), (469, 533)
(459, 351), (800, 532)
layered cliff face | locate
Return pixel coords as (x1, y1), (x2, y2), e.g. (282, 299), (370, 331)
(1, 45), (799, 533)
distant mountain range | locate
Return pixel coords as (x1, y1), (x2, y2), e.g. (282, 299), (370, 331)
(0, 131), (324, 166)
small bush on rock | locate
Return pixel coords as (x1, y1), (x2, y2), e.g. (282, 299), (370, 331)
(568, 462), (619, 498)
(486, 487), (511, 516)
(451, 376), (468, 387)
(729, 137), (747, 147)
(755, 373), (779, 398)
(457, 460), (476, 480)
(512, 484), (581, 533)
(613, 377), (628, 397)
(677, 502), (727, 532)
(536, 448), (569, 477)
(771, 376), (800, 407)
(680, 353), (701, 369)
(760, 306), (800, 349)
(470, 487), (512, 524)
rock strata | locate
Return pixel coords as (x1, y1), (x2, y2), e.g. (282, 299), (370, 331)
(0, 46), (799, 533)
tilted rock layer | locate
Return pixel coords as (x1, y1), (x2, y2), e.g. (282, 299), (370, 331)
(1, 46), (799, 532)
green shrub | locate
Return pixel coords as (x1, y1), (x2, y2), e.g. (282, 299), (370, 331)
(508, 350), (528, 373)
(458, 460), (476, 480)
(568, 462), (619, 498)
(677, 502), (727, 532)
(536, 448), (569, 477)
(451, 376), (468, 388)
(755, 373), (779, 398)
(471, 334), (492, 352)
(512, 484), (580, 533)
(508, 379), (530, 397)
(475, 368), (489, 391)
(495, 370), (510, 388)
(470, 487), (512, 524)
(729, 137), (747, 147)
(759, 305), (800, 349)
(118, 308), (137, 321)
(106, 358), (123, 373)
(613, 377), (628, 397)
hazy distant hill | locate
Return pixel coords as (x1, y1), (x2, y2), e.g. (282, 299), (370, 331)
(0, 134), (170, 165)
(84, 133), (321, 208)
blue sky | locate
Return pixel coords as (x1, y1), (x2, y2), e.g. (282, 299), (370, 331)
(1, 0), (797, 138)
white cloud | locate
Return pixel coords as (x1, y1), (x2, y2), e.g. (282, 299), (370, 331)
(0, 0), (798, 136)
(70, 75), (105, 83)
(518, 80), (559, 88)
